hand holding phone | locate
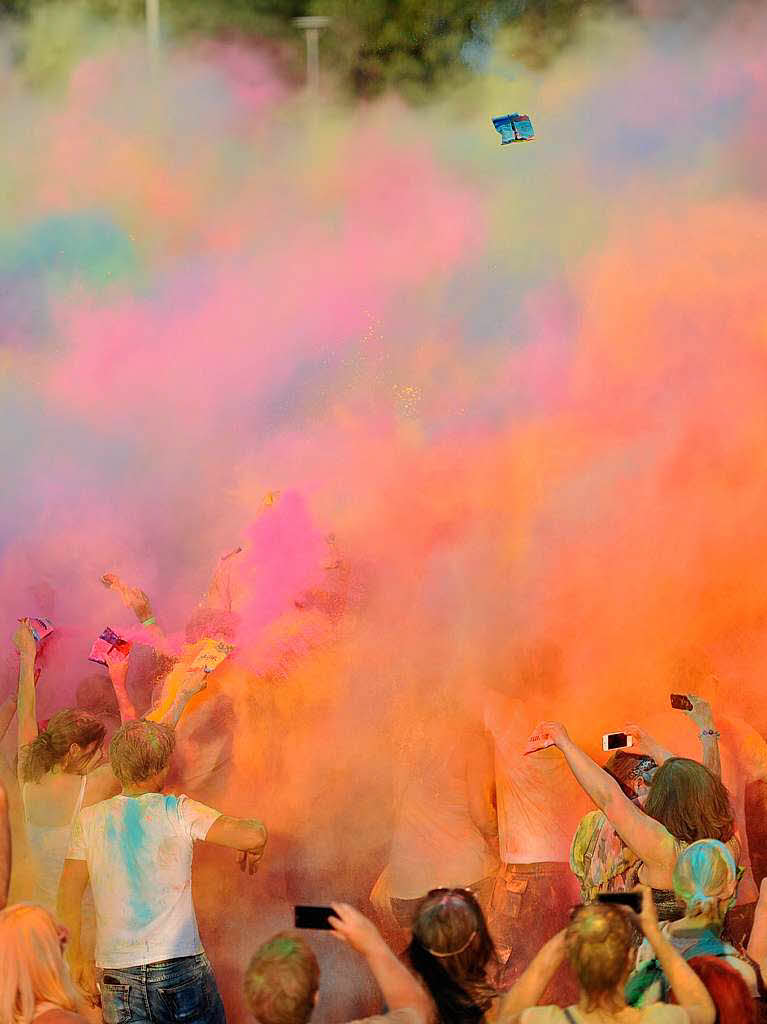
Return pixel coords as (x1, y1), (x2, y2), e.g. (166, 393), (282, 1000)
(597, 891), (642, 914)
(602, 732), (633, 751)
(294, 905), (339, 930)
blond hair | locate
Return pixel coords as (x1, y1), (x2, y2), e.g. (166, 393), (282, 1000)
(0, 903), (81, 1023)
(566, 904), (635, 1009)
(673, 839), (737, 921)
(109, 719), (175, 785)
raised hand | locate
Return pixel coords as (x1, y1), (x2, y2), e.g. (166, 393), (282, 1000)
(102, 573), (153, 623)
(329, 902), (383, 955)
(13, 619), (37, 660)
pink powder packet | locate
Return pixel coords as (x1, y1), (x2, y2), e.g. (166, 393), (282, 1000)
(88, 627), (132, 667)
(24, 617), (54, 646)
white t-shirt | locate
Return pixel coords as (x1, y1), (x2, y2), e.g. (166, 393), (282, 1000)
(67, 792), (221, 968)
(521, 1005), (689, 1023)
(483, 691), (590, 864)
(643, 710), (767, 904)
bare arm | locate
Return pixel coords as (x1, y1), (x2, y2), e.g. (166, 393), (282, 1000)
(641, 893), (715, 1024)
(0, 781), (10, 909)
(106, 650), (138, 723)
(0, 695), (17, 744)
(14, 621), (38, 751)
(58, 858), (98, 1003)
(682, 696), (720, 778)
(146, 667), (208, 728)
(534, 722), (677, 875)
(493, 930), (566, 1023)
(747, 877), (767, 977)
(205, 814), (268, 874)
(624, 723), (675, 767)
(330, 903), (431, 1024)
(466, 725), (499, 855)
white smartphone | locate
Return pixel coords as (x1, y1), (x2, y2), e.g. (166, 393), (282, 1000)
(602, 732), (633, 751)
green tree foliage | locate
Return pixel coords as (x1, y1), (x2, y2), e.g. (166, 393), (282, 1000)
(3, 0), (634, 98)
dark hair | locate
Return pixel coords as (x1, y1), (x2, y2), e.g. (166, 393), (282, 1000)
(109, 720), (175, 785)
(75, 675), (120, 720)
(644, 758), (735, 845)
(244, 933), (319, 1024)
(407, 889), (497, 1024)
(603, 751), (657, 800)
(567, 904), (635, 1008)
(20, 710), (105, 783)
(670, 956), (757, 1024)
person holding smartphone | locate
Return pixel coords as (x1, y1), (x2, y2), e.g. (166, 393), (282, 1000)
(490, 886), (715, 1024)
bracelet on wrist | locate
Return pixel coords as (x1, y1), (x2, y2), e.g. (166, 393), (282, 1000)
(141, 615), (157, 627)
(700, 728), (720, 739)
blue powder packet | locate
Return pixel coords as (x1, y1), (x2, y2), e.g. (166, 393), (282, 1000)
(492, 113), (535, 144)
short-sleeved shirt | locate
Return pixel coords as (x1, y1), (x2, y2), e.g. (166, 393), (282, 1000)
(521, 1005), (689, 1023)
(67, 792), (221, 968)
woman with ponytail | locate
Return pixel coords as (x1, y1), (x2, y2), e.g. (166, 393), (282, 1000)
(14, 622), (120, 914)
(627, 840), (764, 1010)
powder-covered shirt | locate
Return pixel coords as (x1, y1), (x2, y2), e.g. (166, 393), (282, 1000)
(67, 792), (221, 968)
(483, 690), (590, 864)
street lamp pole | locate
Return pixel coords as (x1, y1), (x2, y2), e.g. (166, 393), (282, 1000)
(292, 17), (331, 94)
(146, 0), (160, 56)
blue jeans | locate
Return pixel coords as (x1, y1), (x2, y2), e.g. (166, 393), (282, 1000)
(99, 953), (227, 1024)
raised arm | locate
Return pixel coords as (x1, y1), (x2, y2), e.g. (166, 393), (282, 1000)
(105, 649), (138, 723)
(330, 903), (431, 1024)
(14, 620), (39, 751)
(145, 666), (208, 728)
(101, 572), (167, 646)
(623, 723), (675, 767)
(492, 930), (567, 1023)
(747, 877), (767, 979)
(636, 886), (715, 1024)
(685, 696), (721, 778)
(0, 781), (10, 909)
(532, 722), (677, 875)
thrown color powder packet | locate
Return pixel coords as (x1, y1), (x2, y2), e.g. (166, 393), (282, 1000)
(492, 113), (535, 144)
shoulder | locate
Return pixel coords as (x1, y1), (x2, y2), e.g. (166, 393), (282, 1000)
(639, 1005), (689, 1022)
(345, 1010), (421, 1024)
(84, 766), (120, 805)
(519, 1007), (565, 1024)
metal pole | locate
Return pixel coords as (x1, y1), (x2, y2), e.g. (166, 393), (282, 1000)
(292, 17), (331, 95)
(146, 0), (160, 57)
(306, 28), (320, 93)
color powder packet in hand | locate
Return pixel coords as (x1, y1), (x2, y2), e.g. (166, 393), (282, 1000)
(25, 617), (53, 646)
(524, 730), (554, 755)
(190, 637), (235, 674)
(88, 627), (132, 667)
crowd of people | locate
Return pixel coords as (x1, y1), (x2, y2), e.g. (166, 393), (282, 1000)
(2, 554), (767, 1024)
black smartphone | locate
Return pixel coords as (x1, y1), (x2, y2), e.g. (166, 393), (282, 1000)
(602, 732), (632, 751)
(294, 906), (339, 930)
(670, 693), (694, 711)
(597, 892), (642, 914)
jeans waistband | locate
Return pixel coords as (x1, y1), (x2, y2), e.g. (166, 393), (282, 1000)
(102, 953), (210, 983)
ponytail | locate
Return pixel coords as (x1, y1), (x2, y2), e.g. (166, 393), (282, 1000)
(20, 709), (105, 784)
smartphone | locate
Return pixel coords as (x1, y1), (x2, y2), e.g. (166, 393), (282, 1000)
(88, 627), (132, 667)
(602, 732), (633, 751)
(670, 693), (694, 711)
(294, 906), (339, 930)
(597, 891), (642, 914)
